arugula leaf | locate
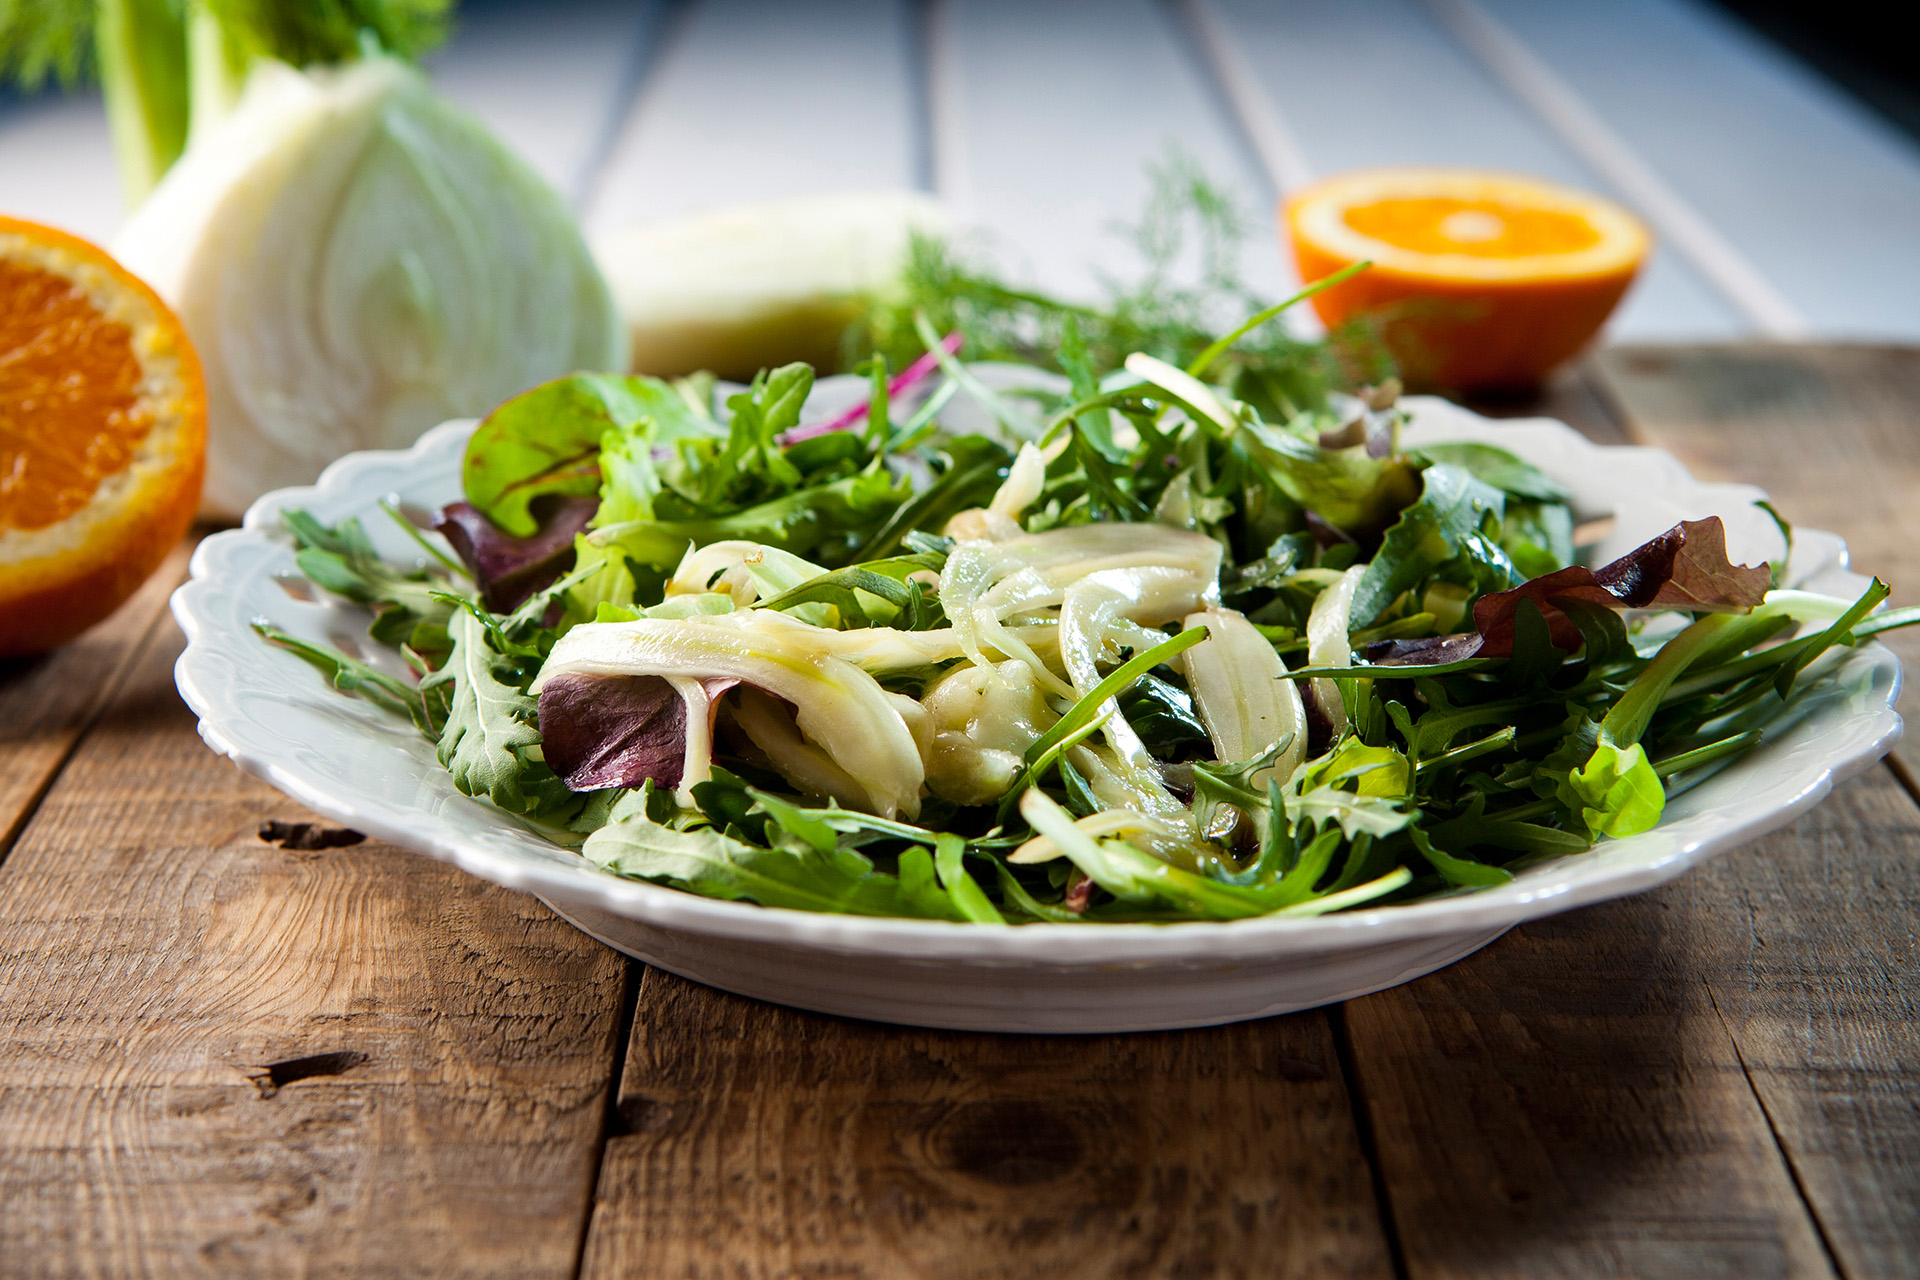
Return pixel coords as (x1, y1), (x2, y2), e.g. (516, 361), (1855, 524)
(850, 435), (1011, 560)
(1406, 826), (1514, 887)
(1117, 673), (1211, 758)
(582, 811), (973, 920)
(254, 622), (433, 733)
(1500, 499), (1577, 581)
(1029, 629), (1210, 762)
(587, 467), (911, 579)
(1349, 464), (1508, 629)
(1408, 442), (1570, 503)
(1234, 416), (1423, 535)
(755, 553), (947, 630)
(1022, 789), (1412, 920)
(934, 832), (1008, 924)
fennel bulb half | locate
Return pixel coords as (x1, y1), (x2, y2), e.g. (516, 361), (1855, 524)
(593, 191), (946, 382)
(114, 53), (621, 519)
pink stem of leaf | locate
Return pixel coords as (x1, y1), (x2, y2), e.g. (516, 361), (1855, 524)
(777, 331), (964, 445)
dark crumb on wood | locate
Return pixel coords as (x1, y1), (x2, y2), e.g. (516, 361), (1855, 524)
(258, 820), (365, 850)
(245, 1051), (371, 1098)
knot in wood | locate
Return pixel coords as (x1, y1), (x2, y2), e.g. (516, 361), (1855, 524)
(927, 1100), (1084, 1187)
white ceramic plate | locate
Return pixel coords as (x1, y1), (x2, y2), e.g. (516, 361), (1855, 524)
(171, 390), (1904, 1032)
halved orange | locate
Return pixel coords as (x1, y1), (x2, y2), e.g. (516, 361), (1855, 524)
(1285, 169), (1650, 392)
(1, 216), (206, 657)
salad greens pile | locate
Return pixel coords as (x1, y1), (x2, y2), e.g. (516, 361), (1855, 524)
(258, 294), (1917, 925)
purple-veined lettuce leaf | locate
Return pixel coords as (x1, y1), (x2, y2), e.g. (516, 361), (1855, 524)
(537, 672), (738, 792)
(1370, 517), (1771, 666)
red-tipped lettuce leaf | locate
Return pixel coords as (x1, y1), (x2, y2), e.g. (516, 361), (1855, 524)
(437, 496), (598, 612)
(1369, 517), (1770, 666)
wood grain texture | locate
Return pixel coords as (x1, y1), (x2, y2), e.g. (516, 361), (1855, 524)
(1343, 890), (1835, 1280)
(0, 538), (192, 860)
(1592, 343), (1920, 781)
(0, 622), (629, 1279)
(579, 968), (1393, 1279)
(1592, 343), (1920, 1278)
(1687, 766), (1920, 1278)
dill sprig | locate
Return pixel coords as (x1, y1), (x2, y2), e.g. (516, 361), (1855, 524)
(854, 156), (1393, 418)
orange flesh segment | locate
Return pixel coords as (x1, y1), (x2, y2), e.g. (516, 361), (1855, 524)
(0, 257), (151, 532)
(1340, 197), (1602, 259)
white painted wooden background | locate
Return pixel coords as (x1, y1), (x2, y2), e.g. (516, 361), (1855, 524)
(4, 0), (1918, 343)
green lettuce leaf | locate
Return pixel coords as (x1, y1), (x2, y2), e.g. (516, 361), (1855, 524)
(1564, 740), (1664, 838)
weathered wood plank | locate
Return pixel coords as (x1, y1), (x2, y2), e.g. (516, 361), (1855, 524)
(578, 968), (1393, 1279)
(427, 0), (667, 207)
(1593, 343), (1920, 781)
(1197, 0), (1746, 340)
(931, 0), (1291, 304)
(0, 622), (629, 1278)
(1687, 766), (1920, 1278)
(1471, 0), (1920, 341)
(0, 538), (192, 861)
(1342, 888), (1836, 1279)
(1591, 342), (1920, 1277)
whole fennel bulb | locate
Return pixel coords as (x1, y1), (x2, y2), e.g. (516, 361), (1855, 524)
(114, 53), (621, 519)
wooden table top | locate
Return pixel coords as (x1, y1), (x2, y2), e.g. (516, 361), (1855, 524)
(1, 341), (1915, 1278)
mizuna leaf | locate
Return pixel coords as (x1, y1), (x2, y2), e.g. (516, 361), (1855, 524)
(423, 610), (575, 817)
